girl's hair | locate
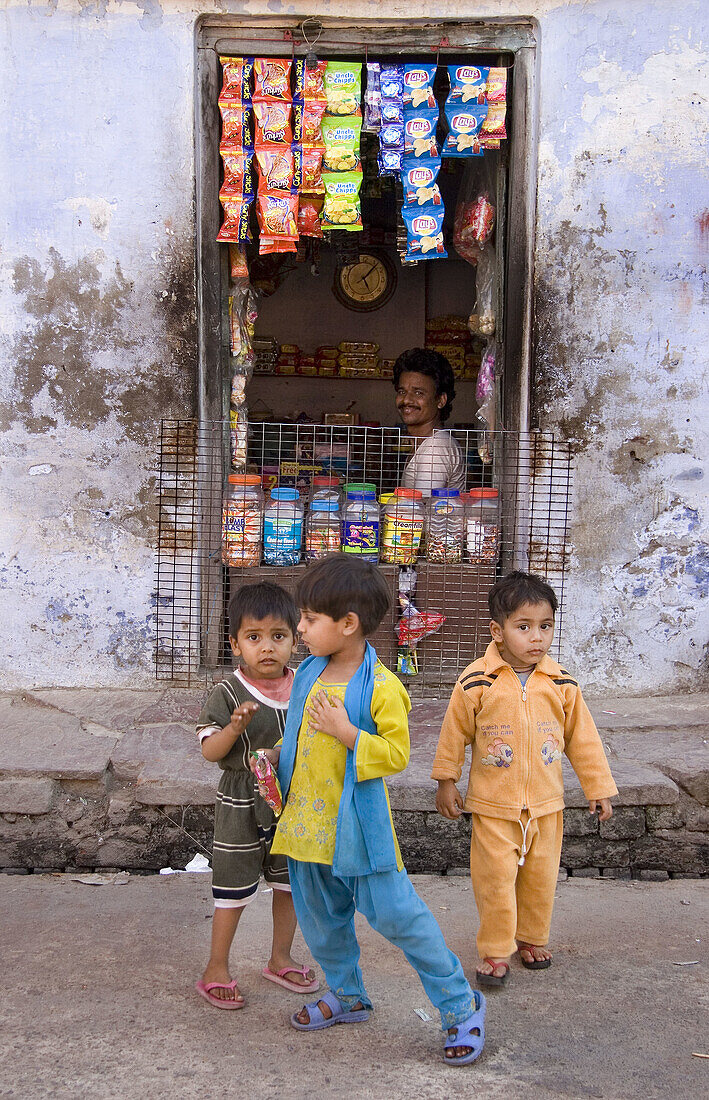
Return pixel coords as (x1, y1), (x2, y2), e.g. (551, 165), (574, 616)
(392, 347), (456, 423)
(488, 571), (558, 624)
(228, 582), (299, 638)
(296, 554), (391, 637)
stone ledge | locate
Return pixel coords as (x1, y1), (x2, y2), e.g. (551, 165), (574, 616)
(0, 778), (56, 815)
(0, 698), (116, 782)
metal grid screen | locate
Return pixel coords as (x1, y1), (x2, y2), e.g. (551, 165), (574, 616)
(155, 419), (573, 693)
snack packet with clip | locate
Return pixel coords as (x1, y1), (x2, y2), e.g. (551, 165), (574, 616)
(322, 171), (363, 230)
(324, 60), (362, 116)
(219, 57), (254, 104)
(443, 102), (487, 156)
(250, 751), (283, 815)
(253, 58), (292, 102)
(402, 157), (442, 206)
(322, 115), (362, 172)
(254, 100), (293, 145)
(403, 64), (437, 110)
(403, 108), (439, 158)
(402, 204), (447, 261)
(294, 58), (327, 102)
(447, 64), (488, 104)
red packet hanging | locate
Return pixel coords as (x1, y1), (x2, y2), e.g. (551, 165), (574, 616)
(253, 58), (292, 102)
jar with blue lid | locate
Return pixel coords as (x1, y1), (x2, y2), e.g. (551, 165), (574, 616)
(426, 488), (465, 563)
(263, 487), (303, 565)
(341, 483), (379, 562)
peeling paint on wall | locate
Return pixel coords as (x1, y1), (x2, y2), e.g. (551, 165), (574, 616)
(1, 0), (707, 692)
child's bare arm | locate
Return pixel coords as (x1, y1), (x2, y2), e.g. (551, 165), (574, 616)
(588, 797), (613, 822)
(201, 702), (259, 762)
(436, 779), (464, 819)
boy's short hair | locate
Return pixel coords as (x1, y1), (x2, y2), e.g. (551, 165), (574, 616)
(295, 554), (391, 637)
(488, 571), (558, 624)
(228, 582), (299, 638)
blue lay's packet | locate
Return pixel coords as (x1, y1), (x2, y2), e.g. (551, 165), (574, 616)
(403, 108), (439, 158)
(402, 157), (442, 206)
(443, 102), (487, 155)
(447, 63), (488, 104)
(402, 204), (447, 261)
(403, 64), (437, 109)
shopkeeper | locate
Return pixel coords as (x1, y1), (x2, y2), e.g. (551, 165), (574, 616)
(393, 348), (466, 495)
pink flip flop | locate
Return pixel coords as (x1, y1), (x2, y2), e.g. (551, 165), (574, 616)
(195, 979), (245, 1009)
(262, 965), (320, 994)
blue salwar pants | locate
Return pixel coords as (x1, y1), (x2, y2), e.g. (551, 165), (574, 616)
(288, 858), (477, 1030)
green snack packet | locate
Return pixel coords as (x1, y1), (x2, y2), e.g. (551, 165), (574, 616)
(321, 115), (362, 172)
(322, 172), (363, 231)
(324, 61), (362, 116)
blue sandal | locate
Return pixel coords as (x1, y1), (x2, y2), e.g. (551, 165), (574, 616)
(443, 993), (486, 1066)
(290, 990), (371, 1031)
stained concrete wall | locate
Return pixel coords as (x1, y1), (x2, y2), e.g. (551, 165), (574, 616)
(1, 1), (707, 691)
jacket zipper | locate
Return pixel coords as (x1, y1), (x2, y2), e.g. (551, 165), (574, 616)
(521, 668), (535, 811)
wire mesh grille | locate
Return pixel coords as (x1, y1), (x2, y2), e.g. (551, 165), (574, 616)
(155, 419), (573, 693)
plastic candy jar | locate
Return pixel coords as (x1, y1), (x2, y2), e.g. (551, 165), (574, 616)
(381, 487), (425, 565)
(263, 487), (303, 565)
(222, 474), (263, 567)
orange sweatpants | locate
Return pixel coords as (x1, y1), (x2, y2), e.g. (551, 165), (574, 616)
(469, 810), (564, 958)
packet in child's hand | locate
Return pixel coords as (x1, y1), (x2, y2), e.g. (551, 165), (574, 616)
(251, 750), (283, 815)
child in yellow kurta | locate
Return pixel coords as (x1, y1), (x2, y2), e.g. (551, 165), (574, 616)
(265, 554), (485, 1066)
(432, 571), (617, 989)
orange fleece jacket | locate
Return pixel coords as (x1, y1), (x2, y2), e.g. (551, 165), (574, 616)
(431, 642), (618, 820)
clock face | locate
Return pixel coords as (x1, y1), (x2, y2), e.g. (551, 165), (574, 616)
(333, 250), (397, 312)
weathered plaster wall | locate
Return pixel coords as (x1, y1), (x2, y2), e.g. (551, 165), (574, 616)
(1, 0), (706, 690)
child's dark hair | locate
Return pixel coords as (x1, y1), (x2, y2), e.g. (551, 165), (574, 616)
(296, 554), (391, 637)
(228, 582), (299, 638)
(488, 571), (558, 624)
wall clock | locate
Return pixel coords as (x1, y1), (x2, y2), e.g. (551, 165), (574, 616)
(332, 249), (398, 312)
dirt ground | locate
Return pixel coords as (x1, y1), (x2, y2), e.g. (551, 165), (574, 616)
(0, 872), (707, 1099)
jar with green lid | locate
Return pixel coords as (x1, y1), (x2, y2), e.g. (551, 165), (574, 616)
(341, 486), (379, 562)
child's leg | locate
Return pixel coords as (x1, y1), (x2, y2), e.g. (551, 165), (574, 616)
(268, 886), (317, 986)
(201, 904), (246, 1002)
(288, 859), (372, 1012)
(353, 869), (479, 1031)
(514, 810), (564, 962)
(470, 813), (523, 970)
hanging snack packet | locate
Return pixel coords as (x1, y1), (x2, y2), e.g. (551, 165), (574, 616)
(322, 115), (362, 172)
(254, 100), (293, 145)
(443, 102), (487, 155)
(486, 67), (508, 104)
(293, 99), (327, 147)
(219, 105), (253, 151)
(229, 243), (249, 279)
(447, 64), (488, 104)
(255, 145), (301, 191)
(403, 205), (447, 260)
(380, 64), (404, 100)
(403, 64), (437, 110)
(259, 236), (298, 255)
(324, 61), (362, 116)
(217, 195), (253, 243)
(363, 62), (381, 132)
(253, 58), (292, 102)
(298, 194), (324, 238)
(219, 57), (254, 104)
(294, 58), (327, 102)
(403, 108), (439, 158)
(322, 172), (363, 230)
(481, 103), (507, 140)
(378, 64), (404, 176)
(302, 146), (324, 192)
(221, 150), (256, 197)
(256, 189), (298, 241)
(402, 158), (442, 206)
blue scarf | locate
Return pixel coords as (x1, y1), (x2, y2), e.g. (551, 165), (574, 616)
(277, 642), (399, 876)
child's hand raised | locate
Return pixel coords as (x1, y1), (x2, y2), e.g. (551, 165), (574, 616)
(436, 779), (464, 819)
(307, 691), (358, 749)
(228, 701), (259, 738)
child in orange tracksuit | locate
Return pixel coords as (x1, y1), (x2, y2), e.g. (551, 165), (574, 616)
(432, 571), (617, 990)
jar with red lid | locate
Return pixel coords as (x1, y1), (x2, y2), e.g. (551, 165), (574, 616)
(381, 487), (425, 565)
(466, 488), (500, 564)
(222, 474), (264, 567)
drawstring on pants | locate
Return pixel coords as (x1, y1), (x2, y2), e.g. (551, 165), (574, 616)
(517, 816), (532, 866)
